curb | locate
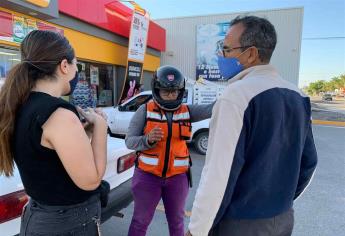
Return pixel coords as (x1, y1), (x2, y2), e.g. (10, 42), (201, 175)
(312, 120), (345, 127)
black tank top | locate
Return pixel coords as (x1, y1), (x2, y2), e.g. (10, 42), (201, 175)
(13, 92), (95, 205)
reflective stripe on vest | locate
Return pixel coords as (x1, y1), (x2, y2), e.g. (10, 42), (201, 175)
(172, 112), (190, 121)
(147, 111), (167, 121)
(174, 159), (189, 167)
(139, 155), (159, 166)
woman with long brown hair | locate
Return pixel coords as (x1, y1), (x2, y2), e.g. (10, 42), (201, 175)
(0, 30), (108, 235)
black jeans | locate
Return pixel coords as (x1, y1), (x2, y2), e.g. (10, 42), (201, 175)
(209, 208), (294, 236)
(20, 194), (101, 236)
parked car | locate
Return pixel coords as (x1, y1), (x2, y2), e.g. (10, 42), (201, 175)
(0, 136), (135, 236)
(322, 93), (332, 101)
(102, 91), (210, 155)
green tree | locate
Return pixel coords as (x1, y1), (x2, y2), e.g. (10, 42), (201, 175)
(324, 79), (337, 92)
(308, 80), (326, 95)
(330, 77), (342, 89)
(337, 74), (345, 88)
(305, 74), (345, 95)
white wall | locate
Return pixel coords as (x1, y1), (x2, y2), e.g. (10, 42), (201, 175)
(156, 7), (303, 86)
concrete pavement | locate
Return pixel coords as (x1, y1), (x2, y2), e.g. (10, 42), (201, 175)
(101, 125), (345, 236)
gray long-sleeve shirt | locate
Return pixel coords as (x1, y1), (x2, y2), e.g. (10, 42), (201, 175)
(125, 102), (215, 151)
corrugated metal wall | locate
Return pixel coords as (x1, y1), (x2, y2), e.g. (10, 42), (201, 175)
(156, 7), (303, 86)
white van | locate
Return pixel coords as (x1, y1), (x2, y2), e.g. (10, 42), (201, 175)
(102, 90), (211, 155)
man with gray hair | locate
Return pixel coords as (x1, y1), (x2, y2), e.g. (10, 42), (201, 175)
(186, 15), (318, 236)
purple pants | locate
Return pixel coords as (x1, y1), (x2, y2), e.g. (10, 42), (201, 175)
(128, 168), (189, 236)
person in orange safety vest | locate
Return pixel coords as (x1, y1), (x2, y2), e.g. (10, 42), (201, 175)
(125, 65), (214, 236)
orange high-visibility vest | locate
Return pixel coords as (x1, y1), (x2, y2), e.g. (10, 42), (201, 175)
(137, 100), (192, 178)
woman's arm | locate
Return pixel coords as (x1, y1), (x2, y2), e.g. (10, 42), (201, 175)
(41, 108), (107, 191)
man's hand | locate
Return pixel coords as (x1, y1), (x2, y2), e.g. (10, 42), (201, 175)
(185, 230), (192, 236)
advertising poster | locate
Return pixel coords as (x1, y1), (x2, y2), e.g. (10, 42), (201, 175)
(0, 10), (63, 44)
(13, 16), (26, 43)
(90, 65), (99, 85)
(193, 84), (226, 105)
(26, 19), (38, 34)
(193, 86), (218, 105)
(119, 9), (149, 104)
(196, 22), (230, 81)
(120, 60), (143, 104)
(127, 11), (149, 62)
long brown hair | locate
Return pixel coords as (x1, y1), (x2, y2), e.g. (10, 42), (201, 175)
(0, 30), (75, 176)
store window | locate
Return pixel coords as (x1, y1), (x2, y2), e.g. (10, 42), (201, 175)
(0, 48), (115, 108)
(71, 61), (114, 108)
(0, 47), (20, 89)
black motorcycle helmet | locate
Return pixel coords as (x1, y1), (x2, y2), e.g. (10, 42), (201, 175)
(151, 65), (185, 111)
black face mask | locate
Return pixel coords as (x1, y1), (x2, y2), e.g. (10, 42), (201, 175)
(65, 72), (79, 96)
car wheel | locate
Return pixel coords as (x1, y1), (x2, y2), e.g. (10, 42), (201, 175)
(194, 131), (209, 155)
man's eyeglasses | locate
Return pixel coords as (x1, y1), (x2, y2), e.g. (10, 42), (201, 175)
(160, 89), (179, 96)
(222, 45), (254, 56)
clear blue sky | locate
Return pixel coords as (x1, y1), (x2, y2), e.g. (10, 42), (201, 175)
(134, 0), (345, 87)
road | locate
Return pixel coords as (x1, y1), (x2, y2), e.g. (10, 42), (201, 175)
(311, 97), (345, 114)
(101, 125), (345, 236)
